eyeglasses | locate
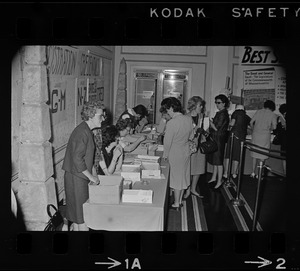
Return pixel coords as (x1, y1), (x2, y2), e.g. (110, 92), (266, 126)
(215, 101), (223, 104)
(95, 113), (106, 120)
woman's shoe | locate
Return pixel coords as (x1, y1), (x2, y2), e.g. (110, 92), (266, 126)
(191, 191), (204, 198)
(222, 174), (228, 180)
(183, 190), (191, 200)
(250, 173), (256, 179)
(208, 179), (216, 184)
(169, 204), (180, 211)
(214, 181), (224, 189)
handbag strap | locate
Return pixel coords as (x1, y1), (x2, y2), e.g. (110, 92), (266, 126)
(200, 115), (204, 129)
(47, 204), (58, 219)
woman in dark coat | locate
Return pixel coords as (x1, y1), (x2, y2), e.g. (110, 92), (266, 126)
(207, 94), (230, 189)
(223, 105), (251, 179)
(62, 101), (105, 231)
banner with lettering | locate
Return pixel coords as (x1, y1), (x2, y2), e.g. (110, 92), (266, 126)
(49, 77), (76, 149)
(46, 46), (79, 77)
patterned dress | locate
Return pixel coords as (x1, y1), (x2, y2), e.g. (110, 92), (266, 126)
(93, 128), (102, 174)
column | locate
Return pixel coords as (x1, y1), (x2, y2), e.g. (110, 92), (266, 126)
(17, 46), (57, 231)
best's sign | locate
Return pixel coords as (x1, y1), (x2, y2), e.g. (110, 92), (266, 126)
(241, 46), (279, 65)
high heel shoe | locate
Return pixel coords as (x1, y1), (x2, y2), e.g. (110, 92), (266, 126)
(250, 173), (257, 179)
(214, 181), (224, 189)
(169, 204), (180, 211)
(208, 179), (216, 184)
(183, 190), (190, 200)
(191, 191), (204, 198)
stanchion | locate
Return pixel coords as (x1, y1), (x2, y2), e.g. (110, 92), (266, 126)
(251, 160), (264, 231)
(225, 132), (235, 188)
(230, 140), (245, 206)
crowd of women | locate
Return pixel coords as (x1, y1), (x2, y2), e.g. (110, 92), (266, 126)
(62, 95), (286, 230)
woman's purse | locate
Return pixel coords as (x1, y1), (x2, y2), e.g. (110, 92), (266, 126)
(198, 131), (218, 154)
(44, 204), (64, 231)
(272, 117), (283, 145)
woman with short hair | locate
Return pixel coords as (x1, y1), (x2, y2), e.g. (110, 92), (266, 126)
(184, 96), (206, 199)
(63, 101), (105, 231)
(207, 94), (230, 189)
(161, 97), (194, 210)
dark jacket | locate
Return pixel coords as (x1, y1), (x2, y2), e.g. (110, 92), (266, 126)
(62, 121), (95, 180)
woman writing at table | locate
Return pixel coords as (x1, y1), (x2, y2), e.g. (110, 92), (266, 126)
(161, 97), (194, 210)
(118, 104), (149, 133)
(96, 125), (123, 175)
(116, 118), (147, 153)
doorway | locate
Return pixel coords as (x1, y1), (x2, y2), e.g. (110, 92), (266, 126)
(134, 69), (189, 124)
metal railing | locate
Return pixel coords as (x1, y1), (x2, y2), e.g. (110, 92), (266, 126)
(224, 131), (286, 231)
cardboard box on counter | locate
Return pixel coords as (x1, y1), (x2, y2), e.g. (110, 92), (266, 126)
(142, 170), (161, 179)
(142, 162), (160, 170)
(147, 143), (158, 156)
(130, 145), (148, 155)
(121, 164), (140, 172)
(141, 162), (161, 178)
(122, 189), (153, 204)
(121, 172), (141, 183)
(89, 175), (123, 204)
(136, 155), (160, 163)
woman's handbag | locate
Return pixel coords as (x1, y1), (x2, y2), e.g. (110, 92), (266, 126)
(44, 204), (64, 231)
(198, 132), (218, 154)
(272, 119), (283, 145)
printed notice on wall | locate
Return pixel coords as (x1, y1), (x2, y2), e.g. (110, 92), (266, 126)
(243, 68), (275, 90)
(276, 74), (286, 109)
(242, 68), (276, 110)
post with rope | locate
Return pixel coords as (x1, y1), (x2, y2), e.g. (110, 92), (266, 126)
(252, 160), (265, 231)
(230, 140), (245, 206)
(225, 131), (235, 188)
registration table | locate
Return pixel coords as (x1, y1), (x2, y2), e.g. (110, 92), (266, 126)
(83, 152), (170, 231)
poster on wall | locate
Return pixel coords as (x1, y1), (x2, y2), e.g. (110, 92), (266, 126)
(238, 46), (286, 112)
(75, 78), (88, 125)
(88, 78), (104, 102)
(242, 68), (276, 110)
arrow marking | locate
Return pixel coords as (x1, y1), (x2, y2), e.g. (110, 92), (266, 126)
(95, 257), (122, 269)
(245, 256), (272, 268)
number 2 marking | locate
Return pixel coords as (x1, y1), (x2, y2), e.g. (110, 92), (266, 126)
(276, 258), (286, 269)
